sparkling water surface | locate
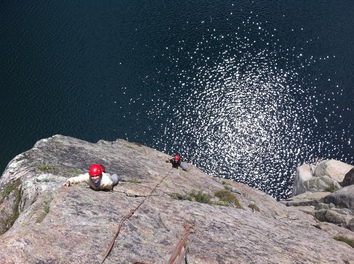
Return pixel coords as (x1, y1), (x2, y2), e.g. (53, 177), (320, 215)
(1, 1), (354, 199)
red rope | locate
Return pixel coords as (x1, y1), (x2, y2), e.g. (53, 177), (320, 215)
(101, 169), (172, 264)
(168, 219), (195, 264)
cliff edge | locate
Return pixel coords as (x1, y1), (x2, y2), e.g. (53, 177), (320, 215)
(0, 135), (353, 263)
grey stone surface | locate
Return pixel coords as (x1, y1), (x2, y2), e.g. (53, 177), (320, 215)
(342, 168), (354, 187)
(324, 185), (354, 210)
(285, 159), (354, 235)
(293, 164), (314, 196)
(0, 135), (353, 264)
(293, 160), (354, 196)
(304, 175), (342, 193)
(314, 159), (353, 182)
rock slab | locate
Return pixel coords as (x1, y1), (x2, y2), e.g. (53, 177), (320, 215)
(0, 135), (353, 263)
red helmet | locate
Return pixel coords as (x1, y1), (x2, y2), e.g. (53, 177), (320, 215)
(174, 154), (180, 161)
(89, 164), (103, 177)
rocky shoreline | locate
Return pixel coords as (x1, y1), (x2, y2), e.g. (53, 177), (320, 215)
(0, 135), (353, 263)
(282, 159), (354, 232)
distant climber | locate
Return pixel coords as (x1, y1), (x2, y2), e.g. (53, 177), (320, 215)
(62, 164), (119, 191)
(166, 154), (187, 171)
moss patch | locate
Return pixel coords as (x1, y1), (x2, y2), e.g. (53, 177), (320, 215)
(334, 235), (354, 248)
(128, 179), (142, 184)
(214, 190), (242, 208)
(2, 182), (17, 200)
(324, 183), (339, 193)
(170, 193), (186, 200)
(187, 190), (212, 204)
(43, 200), (50, 214)
(0, 179), (22, 235)
(35, 199), (51, 223)
(221, 181), (232, 191)
(38, 164), (58, 172)
(248, 203), (260, 212)
(177, 189), (243, 208)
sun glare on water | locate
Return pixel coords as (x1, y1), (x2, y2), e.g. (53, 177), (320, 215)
(146, 13), (341, 199)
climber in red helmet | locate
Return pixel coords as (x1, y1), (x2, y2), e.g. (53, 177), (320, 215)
(165, 154), (187, 171)
(62, 164), (119, 191)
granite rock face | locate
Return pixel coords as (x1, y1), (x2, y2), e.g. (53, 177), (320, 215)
(0, 135), (354, 264)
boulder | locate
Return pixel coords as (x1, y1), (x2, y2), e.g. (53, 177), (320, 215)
(292, 164), (314, 196)
(324, 185), (354, 210)
(314, 208), (354, 228)
(314, 160), (353, 182)
(293, 161), (345, 196)
(303, 175), (342, 193)
(282, 191), (331, 207)
(348, 218), (354, 232)
(287, 160), (354, 233)
(341, 168), (354, 187)
(0, 135), (354, 263)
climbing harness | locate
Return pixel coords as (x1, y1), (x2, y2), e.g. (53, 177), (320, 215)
(101, 169), (172, 264)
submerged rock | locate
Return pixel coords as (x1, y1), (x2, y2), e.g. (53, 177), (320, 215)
(0, 135), (353, 263)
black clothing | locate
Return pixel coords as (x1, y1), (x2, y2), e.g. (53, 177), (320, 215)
(170, 158), (181, 169)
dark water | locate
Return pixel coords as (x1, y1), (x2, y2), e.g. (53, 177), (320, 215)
(1, 1), (354, 199)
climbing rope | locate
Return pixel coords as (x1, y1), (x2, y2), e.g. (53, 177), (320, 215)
(101, 168), (172, 264)
(168, 219), (195, 264)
